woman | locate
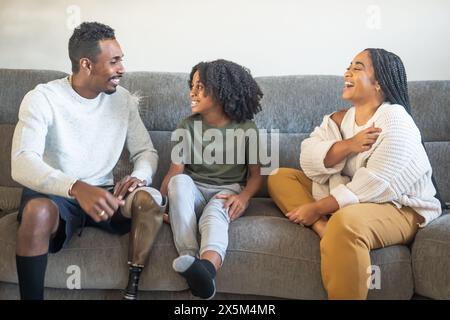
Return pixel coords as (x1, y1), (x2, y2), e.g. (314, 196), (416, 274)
(268, 48), (443, 299)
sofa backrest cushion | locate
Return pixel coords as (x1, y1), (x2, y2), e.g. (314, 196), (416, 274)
(0, 125), (19, 187)
(0, 69), (68, 214)
(408, 81), (450, 142)
(1, 69), (449, 203)
(0, 69), (68, 124)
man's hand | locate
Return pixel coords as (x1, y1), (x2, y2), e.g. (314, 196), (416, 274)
(113, 175), (146, 200)
(71, 180), (125, 223)
(215, 193), (250, 222)
(347, 122), (382, 153)
(286, 202), (322, 226)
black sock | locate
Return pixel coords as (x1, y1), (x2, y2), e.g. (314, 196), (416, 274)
(179, 258), (216, 299)
(16, 254), (48, 300)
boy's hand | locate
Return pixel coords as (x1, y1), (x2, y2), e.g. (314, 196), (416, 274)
(215, 193), (249, 222)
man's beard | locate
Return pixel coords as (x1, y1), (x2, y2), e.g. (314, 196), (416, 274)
(104, 88), (117, 95)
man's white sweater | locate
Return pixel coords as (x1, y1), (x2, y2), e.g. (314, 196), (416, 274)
(11, 77), (158, 198)
(300, 102), (441, 227)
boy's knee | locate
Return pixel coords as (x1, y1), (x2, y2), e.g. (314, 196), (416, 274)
(168, 174), (193, 192)
(201, 201), (231, 223)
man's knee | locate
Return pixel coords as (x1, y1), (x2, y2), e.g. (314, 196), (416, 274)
(130, 190), (165, 219)
(133, 190), (154, 208)
(132, 187), (163, 205)
(20, 198), (59, 236)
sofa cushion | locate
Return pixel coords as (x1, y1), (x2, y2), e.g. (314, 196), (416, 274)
(424, 142), (450, 202)
(0, 69), (68, 124)
(412, 213), (450, 299)
(0, 200), (415, 299)
(0, 186), (22, 215)
(409, 81), (450, 142)
(0, 212), (187, 291)
(0, 124), (23, 215)
(254, 75), (345, 134)
(119, 72), (192, 132)
(0, 125), (21, 188)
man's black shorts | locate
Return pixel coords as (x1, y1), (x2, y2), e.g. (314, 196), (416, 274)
(17, 187), (131, 253)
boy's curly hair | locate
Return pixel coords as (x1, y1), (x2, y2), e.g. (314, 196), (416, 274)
(189, 59), (263, 122)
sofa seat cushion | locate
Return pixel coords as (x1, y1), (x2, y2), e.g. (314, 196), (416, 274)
(0, 200), (414, 299)
(412, 213), (450, 299)
(245, 197), (285, 218)
(0, 212), (187, 291)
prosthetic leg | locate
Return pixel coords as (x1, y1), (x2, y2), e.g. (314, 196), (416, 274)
(123, 190), (166, 300)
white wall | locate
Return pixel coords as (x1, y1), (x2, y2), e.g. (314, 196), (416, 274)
(1, 0), (449, 80)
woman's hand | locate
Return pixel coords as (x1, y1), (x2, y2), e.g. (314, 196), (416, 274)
(286, 202), (322, 226)
(347, 123), (382, 153)
(215, 193), (250, 222)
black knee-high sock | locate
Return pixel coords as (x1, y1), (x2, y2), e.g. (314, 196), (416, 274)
(16, 254), (48, 300)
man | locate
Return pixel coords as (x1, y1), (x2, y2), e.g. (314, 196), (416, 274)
(11, 21), (165, 300)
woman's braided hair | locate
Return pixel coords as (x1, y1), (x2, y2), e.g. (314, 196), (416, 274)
(189, 59), (263, 122)
(366, 48), (447, 210)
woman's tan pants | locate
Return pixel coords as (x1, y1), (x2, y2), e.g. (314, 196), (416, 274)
(268, 168), (421, 299)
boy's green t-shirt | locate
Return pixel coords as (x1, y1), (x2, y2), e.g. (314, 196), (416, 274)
(174, 114), (260, 186)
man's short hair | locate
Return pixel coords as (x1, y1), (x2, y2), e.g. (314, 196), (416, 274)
(68, 22), (115, 73)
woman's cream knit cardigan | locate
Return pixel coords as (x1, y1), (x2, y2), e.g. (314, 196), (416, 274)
(300, 102), (441, 227)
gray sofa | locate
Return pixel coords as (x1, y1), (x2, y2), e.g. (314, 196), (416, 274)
(0, 69), (449, 300)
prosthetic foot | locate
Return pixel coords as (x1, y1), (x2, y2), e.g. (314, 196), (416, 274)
(123, 190), (166, 300)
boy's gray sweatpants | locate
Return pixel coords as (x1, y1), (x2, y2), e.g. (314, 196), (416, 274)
(168, 174), (243, 263)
